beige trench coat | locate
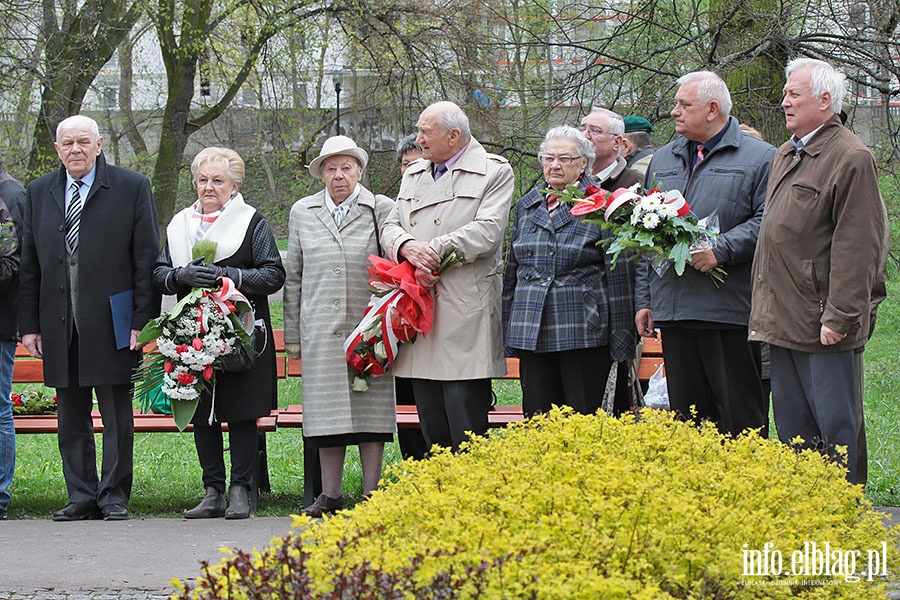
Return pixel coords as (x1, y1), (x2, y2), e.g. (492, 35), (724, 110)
(283, 186), (396, 437)
(381, 137), (514, 380)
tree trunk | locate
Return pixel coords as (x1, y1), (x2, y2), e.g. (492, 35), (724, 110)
(26, 0), (141, 177)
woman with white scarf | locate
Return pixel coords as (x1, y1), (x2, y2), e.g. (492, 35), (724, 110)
(152, 147), (284, 520)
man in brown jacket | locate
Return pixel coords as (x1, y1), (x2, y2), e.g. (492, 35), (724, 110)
(749, 58), (888, 484)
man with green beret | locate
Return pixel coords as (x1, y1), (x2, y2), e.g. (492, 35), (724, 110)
(622, 116), (655, 176)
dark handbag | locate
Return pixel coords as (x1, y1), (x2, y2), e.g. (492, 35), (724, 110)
(220, 319), (267, 373)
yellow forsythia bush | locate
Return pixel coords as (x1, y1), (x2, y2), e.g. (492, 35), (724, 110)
(175, 408), (900, 599)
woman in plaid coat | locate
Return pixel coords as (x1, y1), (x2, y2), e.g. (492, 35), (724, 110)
(502, 126), (637, 416)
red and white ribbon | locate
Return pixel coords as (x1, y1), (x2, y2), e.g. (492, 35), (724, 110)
(199, 277), (253, 334)
(604, 188), (641, 221)
(663, 190), (691, 216)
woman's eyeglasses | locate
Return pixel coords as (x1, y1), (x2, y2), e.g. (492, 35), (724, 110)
(539, 155), (581, 166)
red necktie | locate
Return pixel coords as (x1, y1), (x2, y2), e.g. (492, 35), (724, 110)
(693, 144), (705, 172)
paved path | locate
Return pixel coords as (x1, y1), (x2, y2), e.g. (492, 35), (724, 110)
(3, 509), (899, 598)
(0, 516), (295, 599)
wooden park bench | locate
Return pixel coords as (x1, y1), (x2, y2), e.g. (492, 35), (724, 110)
(12, 328), (664, 505)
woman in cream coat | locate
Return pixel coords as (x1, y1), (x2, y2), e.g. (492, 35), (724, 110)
(283, 136), (395, 518)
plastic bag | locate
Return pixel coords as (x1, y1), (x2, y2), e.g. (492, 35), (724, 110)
(689, 211), (720, 255)
(642, 365), (669, 410)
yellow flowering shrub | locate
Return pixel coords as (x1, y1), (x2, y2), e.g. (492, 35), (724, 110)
(174, 408), (899, 599)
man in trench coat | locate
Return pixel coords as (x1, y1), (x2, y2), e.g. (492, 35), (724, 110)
(382, 101), (514, 452)
(19, 115), (160, 521)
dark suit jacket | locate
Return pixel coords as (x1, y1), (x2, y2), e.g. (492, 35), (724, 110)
(19, 153), (160, 387)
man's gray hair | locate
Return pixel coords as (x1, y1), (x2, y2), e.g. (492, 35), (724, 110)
(396, 133), (422, 163)
(56, 115), (101, 142)
(438, 103), (471, 141)
(540, 125), (595, 176)
(786, 58), (846, 114)
(589, 108), (625, 136)
(677, 71), (733, 117)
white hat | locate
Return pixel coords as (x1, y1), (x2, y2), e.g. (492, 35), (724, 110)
(307, 135), (369, 180)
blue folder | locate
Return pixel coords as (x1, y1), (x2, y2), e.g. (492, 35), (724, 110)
(109, 289), (134, 350)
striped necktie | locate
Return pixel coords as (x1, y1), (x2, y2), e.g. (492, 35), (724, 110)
(693, 144), (705, 172)
(65, 180), (83, 252)
(546, 193), (560, 212)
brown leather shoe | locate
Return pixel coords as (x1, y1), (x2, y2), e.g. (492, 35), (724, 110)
(302, 493), (343, 518)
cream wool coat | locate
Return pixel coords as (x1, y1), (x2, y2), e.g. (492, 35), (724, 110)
(283, 186), (395, 437)
(381, 137), (514, 380)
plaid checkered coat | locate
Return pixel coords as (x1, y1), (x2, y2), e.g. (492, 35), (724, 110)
(501, 178), (637, 361)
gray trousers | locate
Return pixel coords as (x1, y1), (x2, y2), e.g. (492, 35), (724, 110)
(770, 345), (858, 483)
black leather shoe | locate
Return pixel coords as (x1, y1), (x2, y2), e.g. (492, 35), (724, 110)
(224, 485), (250, 520)
(184, 487), (226, 519)
(52, 502), (102, 522)
(101, 504), (129, 521)
(0, 509), (7, 520)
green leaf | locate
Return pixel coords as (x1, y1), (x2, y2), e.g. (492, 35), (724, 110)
(137, 318), (164, 343)
(172, 398), (200, 432)
(670, 242), (691, 276)
(192, 240), (218, 263)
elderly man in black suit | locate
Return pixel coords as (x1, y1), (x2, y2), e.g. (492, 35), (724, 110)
(19, 115), (160, 521)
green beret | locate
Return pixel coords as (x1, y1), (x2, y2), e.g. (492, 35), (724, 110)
(623, 116), (653, 133)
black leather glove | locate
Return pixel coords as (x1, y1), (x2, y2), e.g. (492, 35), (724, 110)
(208, 264), (241, 287)
(174, 257), (218, 289)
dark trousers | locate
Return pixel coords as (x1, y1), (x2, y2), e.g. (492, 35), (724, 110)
(396, 376), (428, 460)
(410, 378), (492, 452)
(770, 345), (858, 483)
(193, 419), (258, 492)
(854, 349), (867, 486)
(302, 435), (322, 507)
(518, 347), (613, 417)
(660, 325), (766, 436)
(56, 332), (134, 508)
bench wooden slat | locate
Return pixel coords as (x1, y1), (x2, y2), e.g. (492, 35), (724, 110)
(642, 336), (663, 356)
(14, 409), (278, 435)
(12, 359), (43, 384)
(276, 403), (524, 430)
(638, 356), (665, 381)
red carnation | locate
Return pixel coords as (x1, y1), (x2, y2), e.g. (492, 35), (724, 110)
(584, 183), (602, 196)
(175, 344), (189, 355)
(11, 393), (22, 407)
(177, 372), (196, 385)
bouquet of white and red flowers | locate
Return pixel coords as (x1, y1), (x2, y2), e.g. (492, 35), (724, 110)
(559, 183), (726, 285)
(135, 244), (256, 430)
(343, 250), (462, 392)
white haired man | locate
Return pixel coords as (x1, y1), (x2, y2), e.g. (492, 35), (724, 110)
(19, 115), (160, 520)
(749, 59), (888, 483)
(382, 101), (514, 452)
(635, 71), (776, 436)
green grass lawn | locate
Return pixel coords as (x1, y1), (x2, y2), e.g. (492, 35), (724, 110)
(7, 275), (899, 517)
